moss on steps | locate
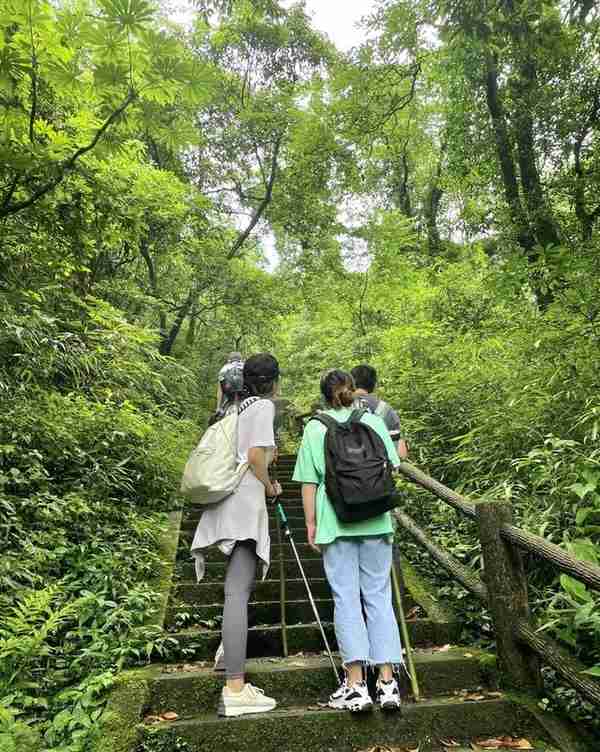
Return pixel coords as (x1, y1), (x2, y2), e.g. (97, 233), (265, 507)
(173, 577), (332, 603)
(147, 649), (496, 718)
(162, 619), (461, 662)
(138, 697), (539, 752)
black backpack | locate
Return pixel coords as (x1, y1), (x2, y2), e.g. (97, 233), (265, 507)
(311, 409), (399, 523)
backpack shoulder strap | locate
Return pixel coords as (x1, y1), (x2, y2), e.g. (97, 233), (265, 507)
(310, 413), (337, 431)
(349, 408), (368, 424)
(239, 396), (261, 414)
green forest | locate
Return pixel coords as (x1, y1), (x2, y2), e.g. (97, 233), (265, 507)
(1, 0), (600, 749)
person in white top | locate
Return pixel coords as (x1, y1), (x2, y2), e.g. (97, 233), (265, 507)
(192, 353), (282, 717)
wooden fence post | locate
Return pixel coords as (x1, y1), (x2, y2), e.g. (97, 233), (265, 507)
(476, 501), (542, 690)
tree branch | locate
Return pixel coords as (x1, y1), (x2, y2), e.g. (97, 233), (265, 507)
(28, 4), (38, 144)
(0, 90), (137, 219)
(227, 132), (284, 260)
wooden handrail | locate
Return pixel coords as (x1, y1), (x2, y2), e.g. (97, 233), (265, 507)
(501, 524), (600, 593)
(397, 462), (476, 519)
(395, 511), (488, 600)
(393, 459), (600, 706)
(515, 620), (600, 706)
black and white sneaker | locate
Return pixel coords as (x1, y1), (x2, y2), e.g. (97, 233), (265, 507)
(327, 678), (348, 710)
(376, 677), (401, 712)
(343, 681), (373, 713)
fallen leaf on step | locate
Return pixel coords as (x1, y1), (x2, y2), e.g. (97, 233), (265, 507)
(433, 644), (452, 652)
(406, 606), (421, 621)
(484, 691), (504, 699)
(440, 740), (460, 748)
(160, 712), (179, 722)
(306, 704), (325, 711)
(474, 739), (533, 750)
(463, 692), (487, 702)
(463, 652), (474, 658)
(290, 661), (307, 667)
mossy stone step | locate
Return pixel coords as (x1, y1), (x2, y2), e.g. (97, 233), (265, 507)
(165, 598), (335, 629)
(163, 620), (461, 661)
(139, 697), (539, 752)
(180, 515), (306, 533)
(148, 650), (495, 717)
(174, 578), (332, 604)
(176, 542), (315, 562)
(177, 558), (326, 581)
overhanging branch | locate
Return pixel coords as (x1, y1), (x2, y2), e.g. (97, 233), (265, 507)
(0, 90), (137, 220)
(227, 132), (284, 260)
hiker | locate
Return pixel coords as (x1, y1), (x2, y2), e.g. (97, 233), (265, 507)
(292, 369), (404, 713)
(214, 351), (245, 419)
(191, 353), (282, 717)
(351, 364), (408, 459)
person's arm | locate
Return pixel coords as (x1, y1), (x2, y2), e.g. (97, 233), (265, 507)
(302, 483), (319, 552)
(216, 381), (223, 409)
(397, 438), (408, 460)
(248, 446), (280, 498)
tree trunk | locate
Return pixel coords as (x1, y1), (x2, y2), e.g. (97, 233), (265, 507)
(139, 237), (168, 339)
(160, 288), (194, 356)
(511, 57), (561, 250)
(484, 52), (535, 255)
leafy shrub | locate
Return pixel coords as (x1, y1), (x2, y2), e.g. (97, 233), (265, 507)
(0, 296), (197, 750)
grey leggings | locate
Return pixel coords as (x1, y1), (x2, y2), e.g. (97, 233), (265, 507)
(223, 540), (257, 679)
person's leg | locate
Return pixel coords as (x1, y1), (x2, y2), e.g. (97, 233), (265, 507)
(323, 538), (372, 711)
(359, 537), (403, 694)
(222, 540), (257, 691)
(218, 540), (277, 717)
(323, 538), (368, 669)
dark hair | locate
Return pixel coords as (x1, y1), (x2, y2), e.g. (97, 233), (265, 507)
(320, 369), (355, 409)
(243, 353), (280, 397)
(351, 364), (377, 393)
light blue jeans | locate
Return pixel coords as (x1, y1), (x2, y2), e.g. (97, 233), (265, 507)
(322, 536), (403, 666)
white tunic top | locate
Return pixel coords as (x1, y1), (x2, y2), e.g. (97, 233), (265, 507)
(190, 398), (275, 581)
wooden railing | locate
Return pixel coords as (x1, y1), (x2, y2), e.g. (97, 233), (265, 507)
(395, 461), (600, 706)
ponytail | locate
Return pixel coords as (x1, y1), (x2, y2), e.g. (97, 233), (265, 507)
(320, 369), (356, 409)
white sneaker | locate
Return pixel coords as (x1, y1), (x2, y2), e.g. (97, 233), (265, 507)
(217, 683), (277, 717)
(376, 677), (401, 711)
(327, 678), (348, 709)
(330, 680), (373, 713)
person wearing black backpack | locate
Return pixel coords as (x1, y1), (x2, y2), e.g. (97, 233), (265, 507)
(292, 370), (404, 714)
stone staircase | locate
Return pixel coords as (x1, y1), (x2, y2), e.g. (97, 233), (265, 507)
(140, 455), (556, 751)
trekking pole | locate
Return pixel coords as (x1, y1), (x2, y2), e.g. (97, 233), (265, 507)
(276, 500), (340, 682)
(391, 557), (420, 701)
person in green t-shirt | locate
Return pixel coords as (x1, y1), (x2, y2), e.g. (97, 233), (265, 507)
(292, 369), (404, 714)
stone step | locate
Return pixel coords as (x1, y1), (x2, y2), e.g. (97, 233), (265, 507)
(180, 515), (306, 533)
(172, 580), (418, 614)
(139, 696), (539, 752)
(176, 558), (327, 581)
(148, 650), (495, 717)
(176, 542), (315, 562)
(174, 578), (333, 604)
(166, 598), (336, 629)
(163, 620), (461, 661)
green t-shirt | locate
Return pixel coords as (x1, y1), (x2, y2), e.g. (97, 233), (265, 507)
(292, 407), (401, 545)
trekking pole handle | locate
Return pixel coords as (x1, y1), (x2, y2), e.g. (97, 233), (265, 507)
(276, 502), (288, 526)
